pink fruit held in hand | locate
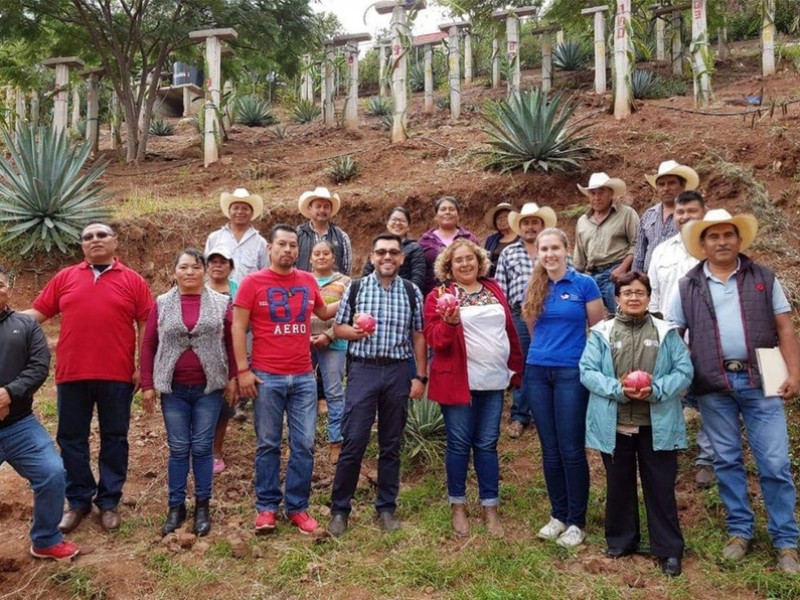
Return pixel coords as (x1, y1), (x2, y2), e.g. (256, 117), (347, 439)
(623, 370), (652, 391)
(436, 293), (458, 311)
(355, 313), (377, 333)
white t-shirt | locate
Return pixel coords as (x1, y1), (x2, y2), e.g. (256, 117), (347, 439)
(460, 304), (513, 391)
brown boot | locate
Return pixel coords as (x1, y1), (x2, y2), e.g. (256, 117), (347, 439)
(451, 504), (469, 537)
(482, 506), (504, 538)
(329, 442), (342, 464)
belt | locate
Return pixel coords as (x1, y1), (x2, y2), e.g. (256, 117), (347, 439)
(723, 360), (747, 372)
(349, 356), (405, 366)
(588, 262), (620, 274)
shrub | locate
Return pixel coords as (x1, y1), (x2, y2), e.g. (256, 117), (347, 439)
(149, 118), (175, 136)
(553, 41), (590, 71)
(364, 95), (393, 117)
(292, 99), (321, 124)
(327, 154), (359, 183)
(0, 126), (110, 254)
(631, 69), (664, 99)
(234, 95), (277, 127)
(481, 88), (592, 173)
(404, 399), (445, 464)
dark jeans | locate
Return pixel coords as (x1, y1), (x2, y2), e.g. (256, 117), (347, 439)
(510, 311), (532, 425)
(56, 380), (134, 510)
(525, 365), (590, 528)
(601, 428), (684, 558)
(331, 361), (411, 516)
(590, 262), (621, 314)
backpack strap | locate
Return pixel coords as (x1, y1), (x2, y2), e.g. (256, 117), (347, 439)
(347, 277), (417, 326)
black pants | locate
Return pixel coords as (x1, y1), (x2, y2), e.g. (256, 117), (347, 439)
(601, 427), (684, 558)
(330, 361), (410, 516)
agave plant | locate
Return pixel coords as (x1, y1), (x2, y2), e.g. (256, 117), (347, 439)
(234, 94), (277, 127)
(404, 399), (445, 464)
(292, 99), (321, 124)
(364, 95), (393, 117)
(149, 118), (175, 136)
(327, 154), (359, 183)
(0, 126), (110, 254)
(481, 88), (593, 173)
(409, 62), (426, 92)
(631, 69), (664, 99)
(553, 41), (590, 71)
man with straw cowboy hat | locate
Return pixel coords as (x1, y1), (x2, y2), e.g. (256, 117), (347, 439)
(633, 160), (700, 273)
(495, 202), (557, 438)
(204, 188), (268, 285)
(296, 187), (353, 275)
(574, 172), (639, 314)
(667, 209), (800, 574)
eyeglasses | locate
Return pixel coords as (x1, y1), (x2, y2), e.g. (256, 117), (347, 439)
(81, 231), (113, 242)
(619, 290), (648, 299)
(373, 249), (402, 257)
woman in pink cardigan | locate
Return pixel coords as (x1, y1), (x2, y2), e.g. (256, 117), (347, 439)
(424, 239), (522, 538)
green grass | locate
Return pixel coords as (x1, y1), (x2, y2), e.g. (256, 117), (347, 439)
(112, 189), (208, 219)
(50, 566), (108, 600)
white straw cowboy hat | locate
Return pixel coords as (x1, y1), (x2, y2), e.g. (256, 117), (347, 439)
(681, 209), (758, 260)
(298, 187), (341, 218)
(645, 160), (700, 191)
(484, 202), (514, 229)
(508, 202), (558, 235)
(577, 172), (627, 199)
(220, 188), (264, 220)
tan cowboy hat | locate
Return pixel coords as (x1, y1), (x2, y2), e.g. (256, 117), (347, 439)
(298, 187), (341, 218)
(220, 188), (264, 220)
(577, 172), (627, 199)
(645, 160), (700, 191)
(681, 209), (758, 260)
(484, 202), (514, 229)
(508, 202), (558, 235)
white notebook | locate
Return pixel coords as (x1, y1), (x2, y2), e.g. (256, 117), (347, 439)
(756, 347), (788, 397)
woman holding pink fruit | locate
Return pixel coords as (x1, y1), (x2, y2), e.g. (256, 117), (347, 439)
(423, 239), (522, 538)
(579, 271), (694, 577)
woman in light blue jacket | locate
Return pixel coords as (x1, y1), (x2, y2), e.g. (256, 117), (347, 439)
(580, 271), (693, 578)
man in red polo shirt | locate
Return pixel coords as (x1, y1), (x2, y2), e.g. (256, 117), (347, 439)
(27, 223), (152, 534)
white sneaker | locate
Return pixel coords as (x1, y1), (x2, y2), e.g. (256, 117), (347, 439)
(556, 525), (586, 548)
(537, 517), (567, 540)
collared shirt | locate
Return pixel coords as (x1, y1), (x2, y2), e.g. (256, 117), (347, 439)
(297, 223), (353, 275)
(647, 233), (698, 314)
(574, 203), (640, 272)
(495, 240), (534, 311)
(335, 273), (424, 360)
(204, 224), (269, 285)
(667, 259), (790, 360)
(633, 203), (678, 273)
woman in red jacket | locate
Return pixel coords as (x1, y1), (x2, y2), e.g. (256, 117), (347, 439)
(424, 239), (523, 538)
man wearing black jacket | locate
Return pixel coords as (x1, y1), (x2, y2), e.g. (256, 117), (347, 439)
(0, 267), (79, 561)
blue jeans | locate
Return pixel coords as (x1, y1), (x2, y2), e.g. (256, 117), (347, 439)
(441, 390), (504, 506)
(161, 384), (223, 506)
(0, 415), (66, 549)
(510, 311), (532, 425)
(684, 394), (715, 467)
(56, 380), (134, 510)
(253, 370), (317, 515)
(697, 372), (799, 548)
(591, 263), (620, 314)
(314, 348), (346, 443)
(525, 365), (590, 528)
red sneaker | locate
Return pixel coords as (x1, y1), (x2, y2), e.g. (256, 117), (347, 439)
(30, 541), (80, 562)
(254, 510), (277, 532)
(288, 512), (318, 535)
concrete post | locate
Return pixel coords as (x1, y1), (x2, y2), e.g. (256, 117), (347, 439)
(464, 30), (473, 85)
(81, 68), (104, 155)
(651, 5), (666, 61)
(492, 38), (501, 88)
(378, 43), (390, 97)
(492, 7), (538, 99)
(333, 33), (371, 131)
(671, 12), (683, 76)
(424, 44), (434, 112)
(582, 6), (609, 95)
(762, 0), (775, 76)
(71, 86), (81, 130)
(222, 79), (233, 131)
(189, 28), (237, 167)
(444, 25), (461, 119)
(613, 0), (632, 119)
(532, 25), (559, 93)
(691, 0), (712, 107)
(15, 88), (26, 129)
(300, 54), (312, 102)
(556, 30), (565, 45)
(718, 23), (731, 61)
(30, 91), (39, 129)
(323, 44), (335, 126)
(42, 57), (84, 136)
(110, 92), (121, 150)
(391, 7), (409, 141)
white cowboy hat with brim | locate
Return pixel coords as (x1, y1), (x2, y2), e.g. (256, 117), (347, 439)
(645, 160), (700, 191)
(206, 245), (234, 267)
(577, 172), (627, 199)
(298, 187), (341, 218)
(220, 188), (264, 220)
(507, 202), (558, 236)
(484, 202), (514, 229)
(681, 209), (758, 260)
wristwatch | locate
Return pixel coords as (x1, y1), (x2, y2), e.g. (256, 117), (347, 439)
(413, 375), (428, 385)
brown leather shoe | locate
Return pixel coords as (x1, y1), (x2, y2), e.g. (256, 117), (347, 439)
(482, 506), (504, 538)
(451, 504), (469, 537)
(58, 507), (91, 534)
(100, 508), (121, 532)
(329, 442), (342, 464)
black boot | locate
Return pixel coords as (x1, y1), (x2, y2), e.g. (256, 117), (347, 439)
(161, 503), (186, 536)
(193, 498), (211, 537)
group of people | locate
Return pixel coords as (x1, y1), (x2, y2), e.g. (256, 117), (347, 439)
(1, 161), (799, 579)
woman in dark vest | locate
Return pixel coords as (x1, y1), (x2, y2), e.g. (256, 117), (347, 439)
(141, 248), (238, 537)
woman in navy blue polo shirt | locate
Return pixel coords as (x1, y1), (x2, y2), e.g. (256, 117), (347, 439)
(522, 228), (604, 548)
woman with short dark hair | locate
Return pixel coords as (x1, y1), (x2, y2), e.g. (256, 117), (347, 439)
(362, 206), (426, 291)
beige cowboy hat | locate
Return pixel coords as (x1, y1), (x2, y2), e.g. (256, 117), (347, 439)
(508, 202), (558, 235)
(220, 188), (264, 220)
(298, 187), (341, 219)
(645, 160), (700, 191)
(577, 172), (627, 199)
(484, 202), (514, 229)
(681, 208), (758, 260)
